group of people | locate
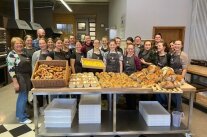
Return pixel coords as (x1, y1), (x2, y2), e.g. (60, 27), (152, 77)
(7, 28), (188, 124)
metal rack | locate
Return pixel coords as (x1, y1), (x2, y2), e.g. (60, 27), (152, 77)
(32, 83), (196, 137)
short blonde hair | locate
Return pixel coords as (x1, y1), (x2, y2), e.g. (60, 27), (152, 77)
(11, 37), (23, 50)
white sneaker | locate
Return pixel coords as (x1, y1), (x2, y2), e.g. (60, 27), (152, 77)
(19, 119), (32, 124)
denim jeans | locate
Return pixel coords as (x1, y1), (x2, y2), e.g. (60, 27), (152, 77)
(172, 94), (182, 111)
(156, 94), (168, 106)
(16, 90), (28, 122)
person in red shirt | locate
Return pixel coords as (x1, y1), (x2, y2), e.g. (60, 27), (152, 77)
(81, 35), (93, 56)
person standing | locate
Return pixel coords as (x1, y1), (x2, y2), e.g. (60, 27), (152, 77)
(7, 37), (32, 124)
(46, 37), (66, 60)
(23, 35), (35, 61)
(170, 40), (188, 111)
(81, 35), (93, 57)
(139, 41), (155, 68)
(153, 33), (163, 52)
(32, 29), (45, 51)
(47, 38), (54, 52)
(134, 36), (144, 56)
(115, 37), (123, 55)
(87, 39), (104, 73)
(100, 36), (109, 53)
(62, 37), (71, 62)
(69, 35), (76, 51)
(123, 44), (142, 109)
(104, 39), (123, 73)
(70, 41), (85, 73)
(154, 41), (170, 107)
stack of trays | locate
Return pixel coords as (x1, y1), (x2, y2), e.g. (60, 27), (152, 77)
(79, 94), (101, 124)
(139, 101), (171, 126)
(44, 99), (77, 128)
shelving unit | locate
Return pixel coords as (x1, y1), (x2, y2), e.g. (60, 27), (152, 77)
(32, 83), (196, 137)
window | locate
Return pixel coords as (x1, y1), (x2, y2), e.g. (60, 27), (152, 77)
(56, 24), (73, 34)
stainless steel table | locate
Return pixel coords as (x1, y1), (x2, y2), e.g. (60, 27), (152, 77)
(32, 83), (196, 137)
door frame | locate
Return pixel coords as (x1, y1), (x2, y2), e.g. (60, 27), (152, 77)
(152, 26), (185, 43)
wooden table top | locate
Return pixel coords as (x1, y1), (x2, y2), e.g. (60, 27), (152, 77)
(32, 83), (196, 95)
(187, 65), (207, 77)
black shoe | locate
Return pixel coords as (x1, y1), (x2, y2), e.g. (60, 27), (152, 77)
(139, 135), (147, 137)
(114, 135), (121, 137)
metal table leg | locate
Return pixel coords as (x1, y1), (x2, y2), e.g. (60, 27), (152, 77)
(168, 93), (172, 112)
(187, 92), (195, 129)
(33, 95), (39, 137)
(113, 93), (116, 132)
(109, 94), (112, 111)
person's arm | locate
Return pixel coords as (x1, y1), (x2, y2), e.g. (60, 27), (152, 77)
(7, 52), (19, 91)
(119, 52), (123, 73)
(119, 61), (123, 73)
(181, 52), (189, 77)
(70, 59), (76, 73)
(140, 58), (153, 66)
(32, 51), (38, 70)
(103, 52), (107, 72)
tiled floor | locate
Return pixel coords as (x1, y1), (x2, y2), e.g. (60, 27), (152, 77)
(0, 84), (207, 137)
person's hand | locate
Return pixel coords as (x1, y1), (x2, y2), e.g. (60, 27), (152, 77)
(13, 81), (20, 92)
(140, 58), (146, 64)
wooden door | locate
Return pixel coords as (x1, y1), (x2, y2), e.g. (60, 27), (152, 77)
(153, 27), (185, 44)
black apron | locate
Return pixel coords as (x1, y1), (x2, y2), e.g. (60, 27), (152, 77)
(23, 48), (35, 60)
(157, 54), (168, 68)
(39, 51), (49, 60)
(106, 51), (120, 72)
(170, 52), (182, 74)
(75, 52), (85, 73)
(15, 54), (32, 93)
(139, 50), (151, 68)
(123, 56), (136, 75)
(54, 51), (66, 60)
(88, 50), (103, 73)
(101, 46), (108, 53)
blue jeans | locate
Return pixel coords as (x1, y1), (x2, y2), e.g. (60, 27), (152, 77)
(156, 94), (168, 106)
(16, 90), (28, 122)
(172, 94), (182, 111)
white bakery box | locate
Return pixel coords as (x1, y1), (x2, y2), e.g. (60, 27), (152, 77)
(44, 98), (77, 128)
(139, 101), (171, 126)
(79, 94), (101, 124)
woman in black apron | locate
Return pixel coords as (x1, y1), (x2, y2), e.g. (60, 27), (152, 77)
(124, 44), (141, 109)
(32, 38), (51, 114)
(23, 35), (35, 61)
(155, 41), (170, 107)
(104, 40), (123, 73)
(100, 37), (109, 53)
(170, 40), (188, 111)
(138, 41), (155, 68)
(7, 37), (32, 124)
(47, 37), (66, 60)
(70, 41), (85, 73)
(87, 39), (104, 73)
(62, 37), (72, 64)
(47, 38), (54, 52)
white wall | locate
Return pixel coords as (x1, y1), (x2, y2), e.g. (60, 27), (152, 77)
(109, 0), (126, 38)
(125, 0), (193, 53)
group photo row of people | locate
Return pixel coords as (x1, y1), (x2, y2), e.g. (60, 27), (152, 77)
(7, 28), (188, 124)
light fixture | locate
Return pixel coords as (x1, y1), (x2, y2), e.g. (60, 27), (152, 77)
(59, 0), (72, 12)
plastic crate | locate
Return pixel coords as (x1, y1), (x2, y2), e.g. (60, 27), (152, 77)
(44, 98), (77, 117)
(139, 101), (171, 126)
(79, 94), (101, 124)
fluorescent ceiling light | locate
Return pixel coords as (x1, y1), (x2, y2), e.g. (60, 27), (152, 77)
(60, 0), (72, 12)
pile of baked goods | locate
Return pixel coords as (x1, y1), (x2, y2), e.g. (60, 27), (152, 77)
(129, 65), (185, 89)
(33, 64), (66, 80)
(69, 72), (99, 88)
(96, 72), (141, 88)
